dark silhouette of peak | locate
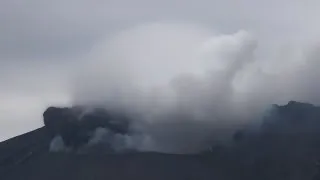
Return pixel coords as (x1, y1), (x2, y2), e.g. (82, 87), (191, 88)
(2, 101), (320, 179)
(43, 106), (129, 150)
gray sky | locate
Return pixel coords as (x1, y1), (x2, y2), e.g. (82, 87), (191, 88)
(1, 0), (320, 142)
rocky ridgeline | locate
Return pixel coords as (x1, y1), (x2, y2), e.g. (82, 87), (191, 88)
(209, 101), (320, 179)
(2, 101), (320, 179)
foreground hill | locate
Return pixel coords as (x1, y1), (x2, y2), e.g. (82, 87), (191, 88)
(2, 101), (320, 180)
(2, 152), (221, 180)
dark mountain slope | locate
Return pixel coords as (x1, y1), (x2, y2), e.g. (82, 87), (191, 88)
(2, 101), (320, 180)
(2, 153), (222, 180)
(0, 127), (49, 177)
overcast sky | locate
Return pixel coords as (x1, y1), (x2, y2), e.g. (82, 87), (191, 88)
(1, 0), (320, 141)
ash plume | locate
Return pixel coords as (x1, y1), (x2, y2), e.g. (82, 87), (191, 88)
(44, 22), (320, 154)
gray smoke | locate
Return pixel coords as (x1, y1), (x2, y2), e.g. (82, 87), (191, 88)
(61, 22), (320, 154)
(1, 1), (320, 157)
(49, 135), (70, 152)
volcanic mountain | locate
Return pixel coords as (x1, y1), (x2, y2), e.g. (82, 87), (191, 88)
(1, 101), (320, 180)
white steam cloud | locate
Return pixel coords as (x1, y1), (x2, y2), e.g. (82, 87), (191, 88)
(54, 22), (320, 153)
(49, 135), (69, 152)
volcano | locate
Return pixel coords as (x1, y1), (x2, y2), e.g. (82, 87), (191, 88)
(1, 101), (320, 180)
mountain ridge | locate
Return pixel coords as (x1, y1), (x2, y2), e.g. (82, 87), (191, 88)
(1, 101), (320, 180)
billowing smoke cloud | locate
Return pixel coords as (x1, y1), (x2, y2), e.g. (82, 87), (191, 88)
(49, 135), (69, 152)
(53, 22), (320, 154)
(2, 0), (320, 157)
